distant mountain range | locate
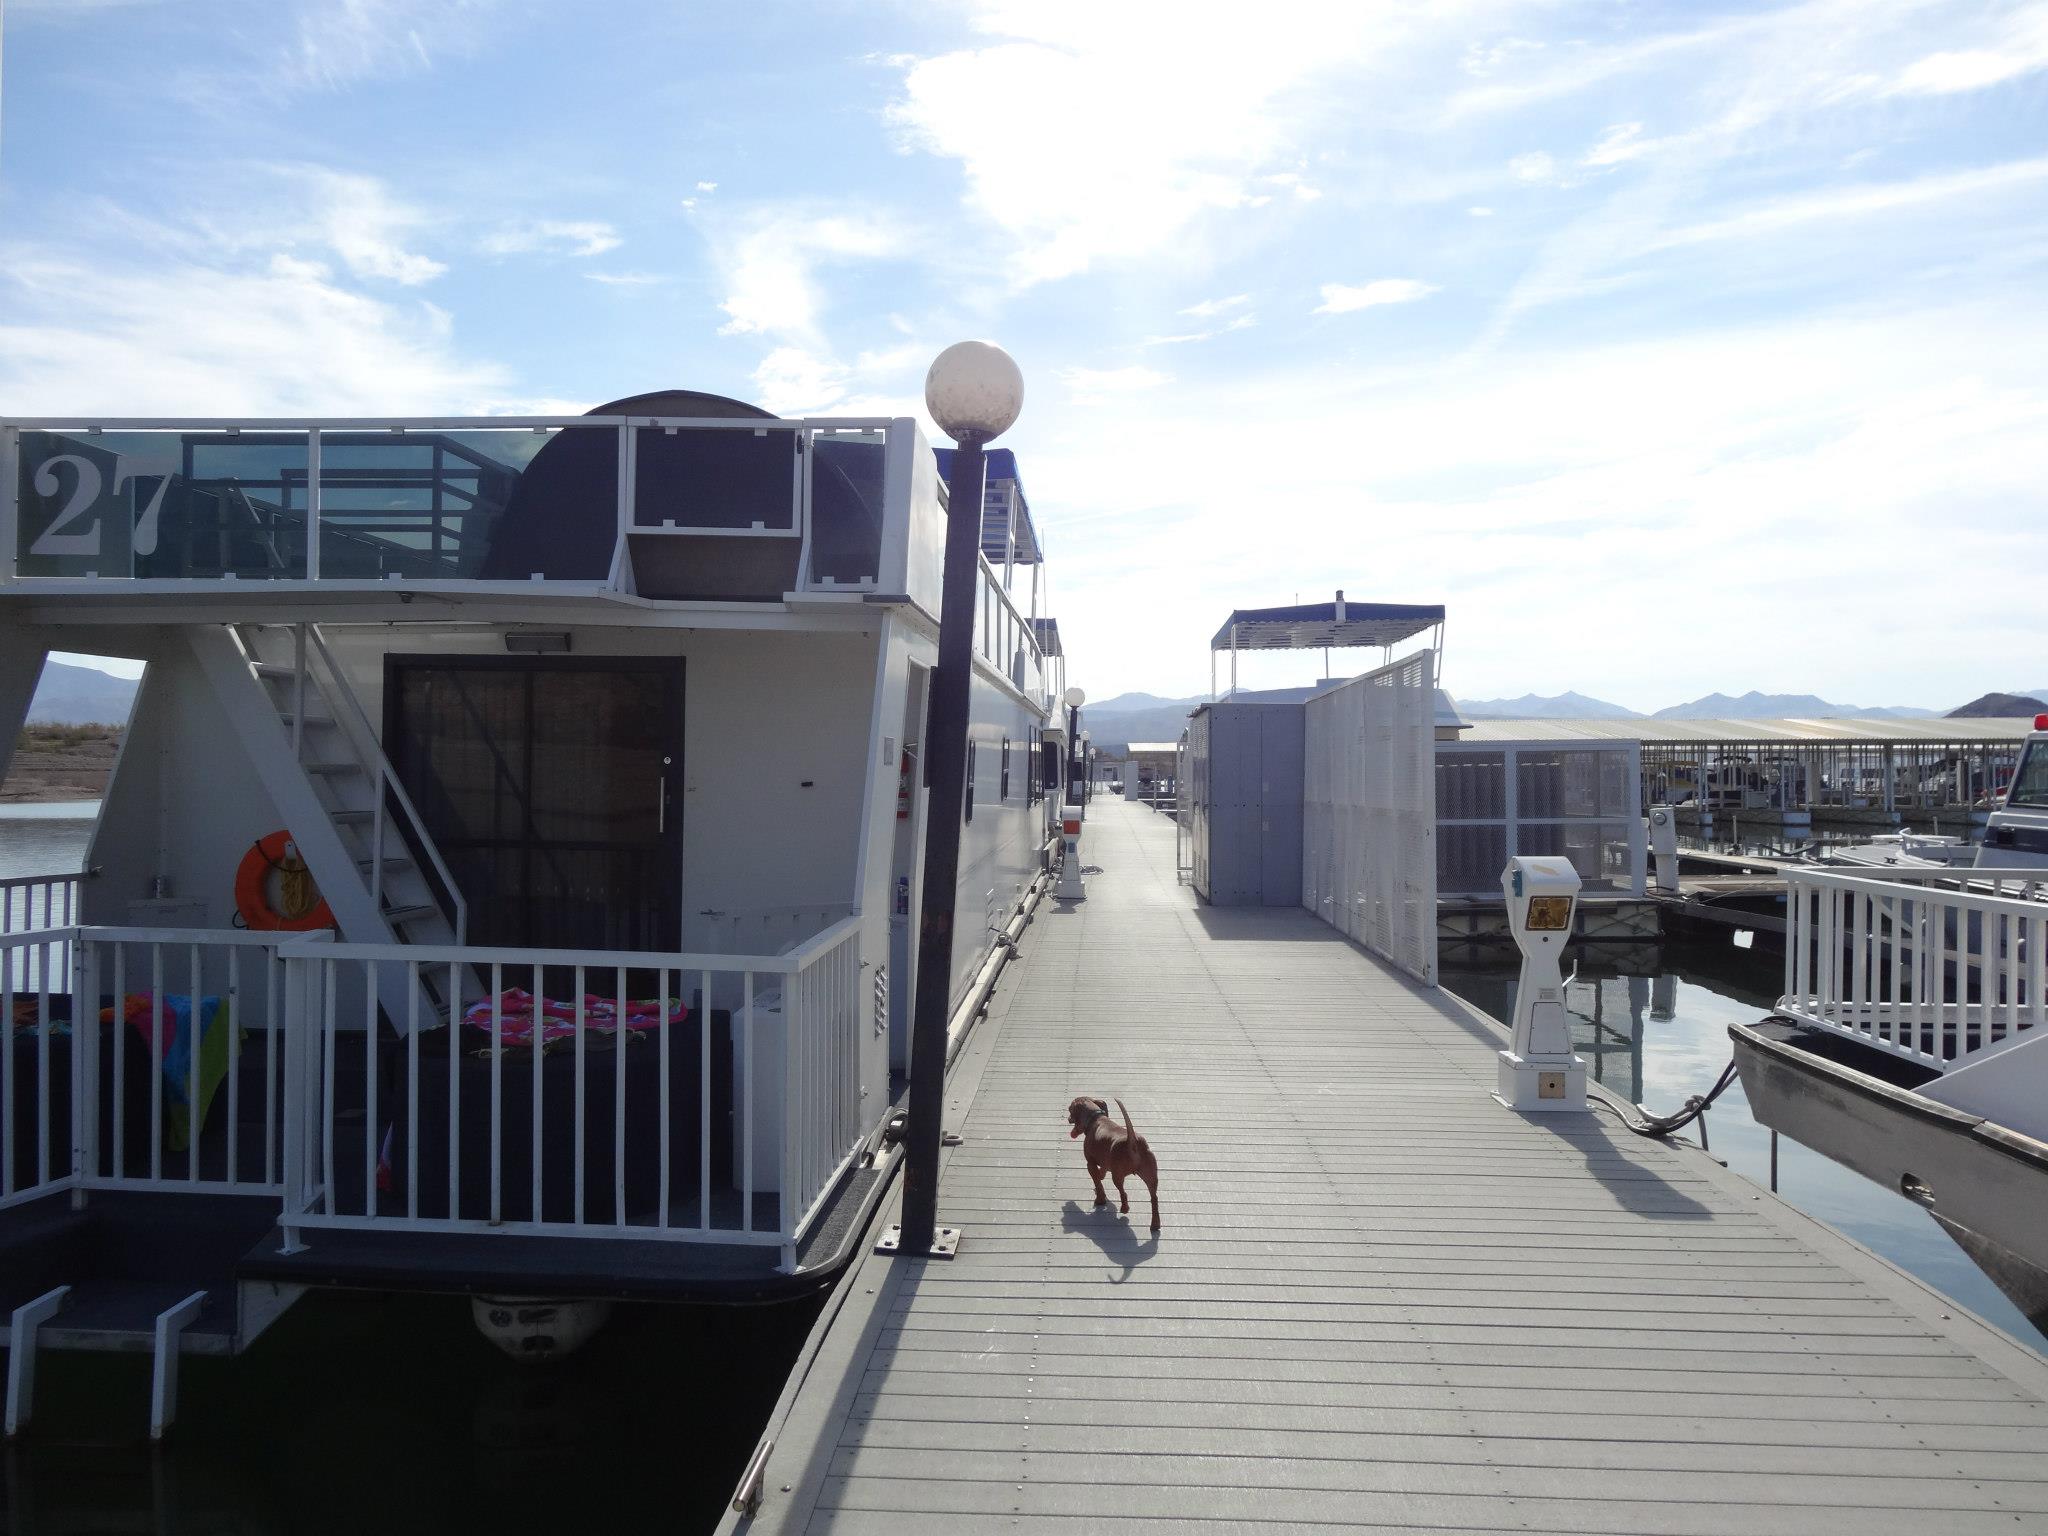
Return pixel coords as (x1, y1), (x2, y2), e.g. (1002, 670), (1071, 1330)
(1949, 692), (2048, 719)
(1083, 692), (1207, 750)
(1647, 691), (1939, 721)
(27, 660), (140, 726)
(1453, 692), (1640, 720)
(1454, 688), (1991, 722)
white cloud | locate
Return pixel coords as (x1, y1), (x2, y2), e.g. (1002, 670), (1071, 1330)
(0, 243), (506, 415)
(1060, 365), (1170, 398)
(743, 343), (929, 418)
(1017, 299), (2048, 705)
(750, 347), (850, 415)
(1180, 293), (1251, 318)
(884, 1), (1434, 284)
(585, 271), (665, 287)
(711, 211), (906, 342)
(1508, 151), (1558, 184)
(1313, 278), (1438, 314)
(1144, 314), (1257, 345)
(1265, 172), (1323, 202)
(300, 169), (446, 284)
(1650, 154), (2048, 252)
(1468, 206), (1495, 217)
(1892, 8), (2048, 95)
(696, 180), (719, 193)
(481, 220), (622, 259)
(273, 0), (500, 94)
(1583, 123), (1649, 167)
(144, 166), (446, 287)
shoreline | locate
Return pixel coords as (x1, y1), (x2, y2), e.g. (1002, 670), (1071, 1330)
(4, 726), (120, 804)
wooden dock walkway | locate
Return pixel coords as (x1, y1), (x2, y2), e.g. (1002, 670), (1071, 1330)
(726, 800), (2048, 1535)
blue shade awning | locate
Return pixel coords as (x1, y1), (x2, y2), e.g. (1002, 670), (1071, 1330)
(1031, 617), (1063, 657)
(933, 446), (1041, 563)
(1210, 599), (1443, 653)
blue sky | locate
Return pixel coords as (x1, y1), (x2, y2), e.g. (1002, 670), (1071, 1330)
(6, 0), (2048, 709)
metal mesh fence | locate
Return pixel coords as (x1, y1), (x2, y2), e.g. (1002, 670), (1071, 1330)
(1303, 652), (1438, 986)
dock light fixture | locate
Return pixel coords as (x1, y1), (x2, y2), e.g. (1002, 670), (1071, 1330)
(1496, 856), (1588, 1112)
(891, 340), (1025, 1264)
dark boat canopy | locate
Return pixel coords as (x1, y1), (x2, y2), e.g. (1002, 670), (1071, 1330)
(1210, 594), (1443, 653)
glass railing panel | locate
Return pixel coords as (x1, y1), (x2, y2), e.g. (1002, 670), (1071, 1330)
(807, 429), (886, 588)
(17, 429), (310, 579)
(316, 428), (558, 580)
(632, 425), (798, 533)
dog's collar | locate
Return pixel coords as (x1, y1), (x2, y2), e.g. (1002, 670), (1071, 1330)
(1076, 1103), (1109, 1127)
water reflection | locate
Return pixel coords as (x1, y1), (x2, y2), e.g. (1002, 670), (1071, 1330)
(1441, 935), (2048, 1355)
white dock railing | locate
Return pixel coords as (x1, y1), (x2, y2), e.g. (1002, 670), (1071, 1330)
(1779, 866), (2047, 1073)
(3, 928), (290, 1211)
(277, 915), (867, 1270)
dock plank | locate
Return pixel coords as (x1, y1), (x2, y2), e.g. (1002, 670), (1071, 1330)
(721, 802), (2048, 1536)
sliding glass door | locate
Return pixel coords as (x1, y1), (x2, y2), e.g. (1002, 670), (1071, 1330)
(386, 656), (683, 951)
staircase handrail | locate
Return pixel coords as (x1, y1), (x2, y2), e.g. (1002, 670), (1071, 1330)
(299, 625), (470, 945)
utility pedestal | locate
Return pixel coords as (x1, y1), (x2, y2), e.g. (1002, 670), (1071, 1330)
(1495, 856), (1587, 1112)
(1647, 806), (1680, 894)
(1056, 802), (1086, 900)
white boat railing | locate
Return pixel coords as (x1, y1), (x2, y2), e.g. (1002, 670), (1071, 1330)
(1, 917), (872, 1267)
(2, 414), (899, 593)
(1779, 866), (2047, 1073)
(0, 871), (84, 992)
(277, 915), (868, 1270)
(0, 870), (82, 933)
(2, 928), (290, 1211)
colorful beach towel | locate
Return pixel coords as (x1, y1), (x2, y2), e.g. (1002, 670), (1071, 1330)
(103, 993), (235, 1151)
(459, 989), (689, 1051)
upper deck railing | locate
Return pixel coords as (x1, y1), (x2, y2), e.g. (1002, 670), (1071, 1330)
(2, 411), (1057, 715)
(0, 414), (900, 593)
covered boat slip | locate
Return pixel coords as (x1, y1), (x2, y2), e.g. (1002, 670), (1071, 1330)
(729, 799), (2048, 1535)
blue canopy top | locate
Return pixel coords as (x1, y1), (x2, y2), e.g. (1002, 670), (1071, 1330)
(933, 447), (1040, 563)
(1210, 597), (1443, 653)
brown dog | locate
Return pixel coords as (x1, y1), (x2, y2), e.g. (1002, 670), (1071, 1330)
(1066, 1096), (1160, 1232)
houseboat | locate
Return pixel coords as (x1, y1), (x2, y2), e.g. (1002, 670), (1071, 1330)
(0, 390), (1070, 1428)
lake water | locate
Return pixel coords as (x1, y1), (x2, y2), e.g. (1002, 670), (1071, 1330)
(0, 801), (99, 881)
(1442, 933), (2048, 1354)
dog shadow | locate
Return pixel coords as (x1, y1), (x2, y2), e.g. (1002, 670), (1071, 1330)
(1060, 1199), (1159, 1282)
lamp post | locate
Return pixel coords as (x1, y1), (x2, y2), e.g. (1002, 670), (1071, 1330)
(1063, 686), (1087, 804)
(895, 340), (1024, 1261)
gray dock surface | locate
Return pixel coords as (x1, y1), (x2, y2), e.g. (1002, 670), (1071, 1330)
(729, 800), (2048, 1534)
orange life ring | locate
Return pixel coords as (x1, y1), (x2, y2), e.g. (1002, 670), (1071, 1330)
(234, 831), (336, 932)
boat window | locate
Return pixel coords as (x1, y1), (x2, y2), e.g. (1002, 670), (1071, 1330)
(16, 430), (313, 580)
(2009, 743), (2048, 808)
(321, 429), (557, 580)
(808, 430), (886, 587)
(964, 742), (976, 823)
(1001, 737), (1011, 800)
(633, 427), (796, 532)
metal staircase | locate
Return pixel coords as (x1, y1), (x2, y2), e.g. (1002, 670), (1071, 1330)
(186, 624), (467, 1027)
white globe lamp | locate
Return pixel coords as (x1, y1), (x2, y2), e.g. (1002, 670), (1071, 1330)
(925, 341), (1024, 445)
